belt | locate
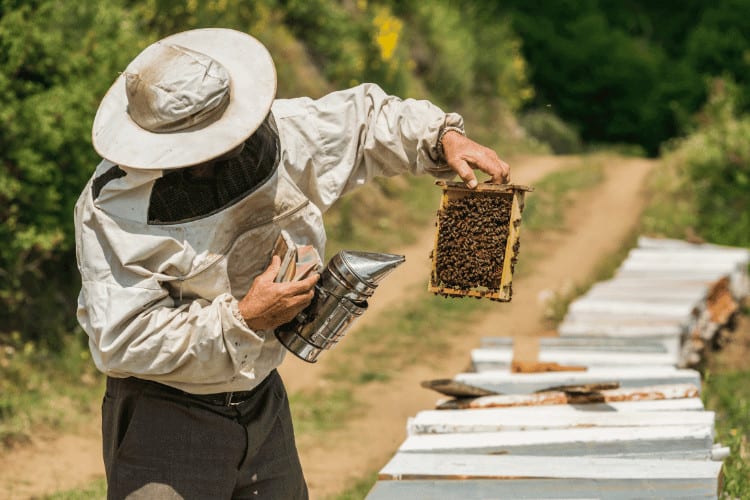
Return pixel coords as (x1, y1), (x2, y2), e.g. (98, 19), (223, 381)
(190, 389), (260, 407)
(136, 370), (275, 407)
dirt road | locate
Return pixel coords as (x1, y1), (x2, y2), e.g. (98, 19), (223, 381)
(0, 154), (655, 499)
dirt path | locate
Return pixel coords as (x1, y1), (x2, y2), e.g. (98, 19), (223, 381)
(0, 154), (654, 499)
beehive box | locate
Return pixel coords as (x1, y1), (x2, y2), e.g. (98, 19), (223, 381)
(429, 181), (532, 301)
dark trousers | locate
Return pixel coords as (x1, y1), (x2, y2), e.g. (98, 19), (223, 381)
(102, 370), (308, 500)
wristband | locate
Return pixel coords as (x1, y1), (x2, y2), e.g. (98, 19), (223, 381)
(436, 126), (466, 160)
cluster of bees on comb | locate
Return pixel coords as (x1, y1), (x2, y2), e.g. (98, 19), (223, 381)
(433, 192), (514, 295)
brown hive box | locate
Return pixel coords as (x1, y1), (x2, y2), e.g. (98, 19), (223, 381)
(429, 180), (533, 301)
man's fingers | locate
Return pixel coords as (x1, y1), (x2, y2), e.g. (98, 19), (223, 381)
(285, 272), (320, 295)
(472, 151), (510, 184)
(488, 159), (511, 184)
(498, 159), (511, 183)
(444, 137), (510, 187)
(453, 159), (479, 189)
(261, 255), (281, 281)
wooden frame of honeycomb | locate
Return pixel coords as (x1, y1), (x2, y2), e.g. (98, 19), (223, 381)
(429, 181), (533, 301)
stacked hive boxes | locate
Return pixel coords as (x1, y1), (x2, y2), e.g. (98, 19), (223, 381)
(367, 237), (749, 499)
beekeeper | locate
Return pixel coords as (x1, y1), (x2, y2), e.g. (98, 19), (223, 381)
(74, 28), (510, 499)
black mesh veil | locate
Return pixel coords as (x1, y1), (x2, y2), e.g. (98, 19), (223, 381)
(147, 112), (281, 224)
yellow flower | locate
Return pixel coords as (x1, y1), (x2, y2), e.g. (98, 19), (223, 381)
(374, 11), (402, 62)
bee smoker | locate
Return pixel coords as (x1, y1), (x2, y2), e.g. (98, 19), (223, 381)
(275, 250), (405, 363)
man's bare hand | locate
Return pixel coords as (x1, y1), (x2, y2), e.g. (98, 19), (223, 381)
(441, 131), (511, 188)
(238, 255), (319, 331)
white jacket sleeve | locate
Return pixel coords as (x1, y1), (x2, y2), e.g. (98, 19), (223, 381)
(273, 82), (463, 212)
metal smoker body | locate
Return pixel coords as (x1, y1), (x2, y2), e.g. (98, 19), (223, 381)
(275, 250), (405, 363)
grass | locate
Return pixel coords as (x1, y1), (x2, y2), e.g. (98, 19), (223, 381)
(0, 333), (103, 450)
(42, 479), (106, 500)
(326, 471), (379, 500)
(521, 157), (604, 232)
(323, 175), (441, 260)
(703, 367), (750, 496)
(289, 387), (359, 436)
(639, 149), (700, 241)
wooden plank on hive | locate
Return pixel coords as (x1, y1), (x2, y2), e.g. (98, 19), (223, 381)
(638, 236), (750, 256)
(434, 383), (701, 409)
(557, 315), (686, 354)
(366, 454), (723, 499)
(628, 246), (749, 262)
(588, 279), (711, 296)
(454, 367), (701, 395)
(480, 336), (669, 353)
(436, 396), (705, 412)
(398, 424), (715, 460)
(472, 347), (676, 371)
(623, 257), (745, 272)
(407, 409), (714, 434)
(614, 270), (743, 294)
(626, 239), (750, 298)
(567, 297), (698, 318)
(558, 316), (686, 337)
(366, 479), (718, 500)
(419, 379), (496, 398)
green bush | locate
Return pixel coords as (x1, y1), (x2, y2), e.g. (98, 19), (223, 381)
(675, 79), (750, 247)
(395, 0), (532, 109)
(520, 109), (582, 154)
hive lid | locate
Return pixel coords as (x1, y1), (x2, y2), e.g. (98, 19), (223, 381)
(339, 251), (406, 286)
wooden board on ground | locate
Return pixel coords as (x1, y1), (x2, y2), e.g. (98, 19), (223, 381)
(366, 453), (723, 500)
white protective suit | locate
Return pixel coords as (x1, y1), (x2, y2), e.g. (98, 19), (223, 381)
(75, 83), (462, 394)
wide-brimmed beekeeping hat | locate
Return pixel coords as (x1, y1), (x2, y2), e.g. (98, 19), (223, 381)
(92, 28), (276, 170)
